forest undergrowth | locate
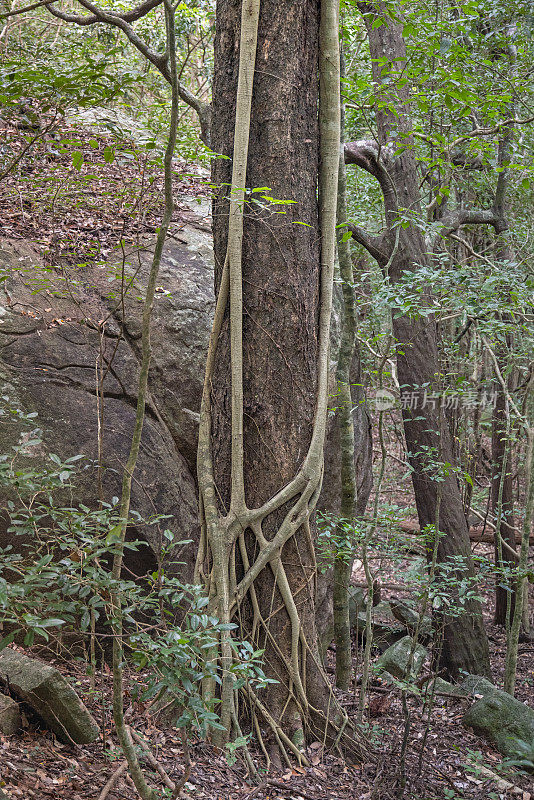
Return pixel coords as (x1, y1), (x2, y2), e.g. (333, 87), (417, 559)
(1, 568), (532, 800)
(0, 96), (533, 800)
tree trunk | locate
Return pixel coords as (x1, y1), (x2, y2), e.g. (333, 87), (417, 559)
(211, 0), (321, 738)
(317, 320), (373, 664)
(490, 111), (519, 629)
(345, 2), (491, 680)
(491, 380), (517, 626)
(202, 0), (366, 759)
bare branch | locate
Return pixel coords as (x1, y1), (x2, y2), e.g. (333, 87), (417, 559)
(429, 207), (498, 252)
(440, 207), (498, 236)
(481, 335), (524, 422)
(344, 139), (382, 179)
(345, 223), (389, 264)
(344, 139), (398, 214)
(448, 116), (534, 150)
(44, 0), (164, 25)
(412, 116), (533, 154)
(0, 0), (56, 19)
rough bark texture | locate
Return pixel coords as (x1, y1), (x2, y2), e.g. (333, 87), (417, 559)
(316, 321), (373, 661)
(490, 119), (519, 628)
(210, 0), (328, 733)
(346, 2), (491, 680)
(211, 0), (320, 509)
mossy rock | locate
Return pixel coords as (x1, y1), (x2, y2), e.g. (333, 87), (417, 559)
(462, 679), (534, 770)
(389, 598), (432, 637)
(355, 611), (405, 652)
(0, 648), (99, 744)
(375, 635), (427, 681)
(0, 692), (20, 735)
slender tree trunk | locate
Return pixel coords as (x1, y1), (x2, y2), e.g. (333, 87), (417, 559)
(491, 379), (517, 626)
(317, 308), (373, 662)
(344, 2), (491, 679)
(333, 119), (359, 690)
(504, 377), (534, 694)
(490, 102), (520, 629)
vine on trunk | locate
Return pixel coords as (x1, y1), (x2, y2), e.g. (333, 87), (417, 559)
(195, 0), (367, 763)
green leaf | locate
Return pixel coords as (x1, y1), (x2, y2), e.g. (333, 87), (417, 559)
(72, 151), (84, 170)
(106, 524), (122, 545)
(39, 618), (66, 628)
(0, 632), (16, 651)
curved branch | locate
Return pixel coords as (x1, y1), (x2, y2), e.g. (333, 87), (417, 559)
(0, 0), (56, 19)
(342, 140), (398, 263)
(344, 139), (398, 216)
(46, 0), (163, 24)
(430, 207), (498, 252)
(345, 222), (389, 264)
(344, 139), (386, 181)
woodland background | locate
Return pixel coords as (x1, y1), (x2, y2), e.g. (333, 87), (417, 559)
(0, 1), (533, 799)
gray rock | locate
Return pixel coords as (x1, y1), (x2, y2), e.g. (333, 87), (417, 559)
(462, 679), (534, 770)
(348, 586), (366, 627)
(65, 107), (158, 148)
(0, 231), (214, 578)
(389, 598), (432, 636)
(429, 677), (469, 697)
(0, 648), (99, 744)
(459, 675), (496, 697)
(373, 600), (393, 619)
(375, 635), (427, 681)
(355, 609), (405, 653)
(0, 692), (20, 735)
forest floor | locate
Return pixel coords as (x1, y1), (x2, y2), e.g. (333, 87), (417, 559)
(1, 113), (533, 800)
(0, 109), (211, 268)
(0, 593), (533, 800)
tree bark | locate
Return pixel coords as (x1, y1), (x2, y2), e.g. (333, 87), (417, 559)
(490, 103), (519, 629)
(491, 379), (517, 626)
(211, 0), (321, 737)
(204, 0), (366, 758)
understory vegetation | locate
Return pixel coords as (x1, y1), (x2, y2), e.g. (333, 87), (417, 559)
(0, 0), (533, 799)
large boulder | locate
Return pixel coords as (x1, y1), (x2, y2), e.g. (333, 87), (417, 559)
(1, 225), (371, 629)
(0, 227), (214, 577)
(462, 677), (534, 769)
(0, 648), (99, 744)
